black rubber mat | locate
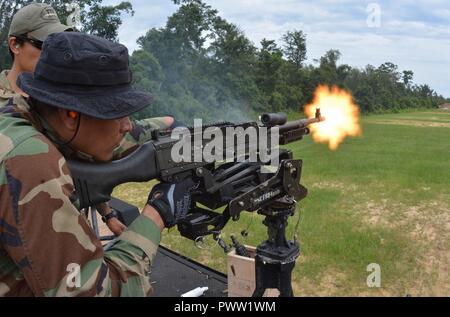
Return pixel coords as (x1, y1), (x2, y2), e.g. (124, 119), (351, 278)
(151, 245), (228, 297)
(108, 197), (228, 297)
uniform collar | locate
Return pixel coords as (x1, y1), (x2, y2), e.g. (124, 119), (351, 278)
(0, 70), (16, 99)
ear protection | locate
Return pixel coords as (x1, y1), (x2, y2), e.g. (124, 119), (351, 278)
(68, 111), (78, 119)
(15, 44), (20, 49)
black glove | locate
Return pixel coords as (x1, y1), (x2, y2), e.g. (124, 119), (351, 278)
(147, 178), (199, 228)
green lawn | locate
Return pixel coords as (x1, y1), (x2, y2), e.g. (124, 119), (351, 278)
(113, 110), (450, 296)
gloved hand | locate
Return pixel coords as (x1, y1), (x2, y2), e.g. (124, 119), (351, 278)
(147, 178), (199, 228)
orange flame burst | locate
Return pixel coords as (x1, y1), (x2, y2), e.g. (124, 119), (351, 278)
(304, 85), (361, 150)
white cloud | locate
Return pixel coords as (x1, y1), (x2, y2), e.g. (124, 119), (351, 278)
(102, 0), (177, 50)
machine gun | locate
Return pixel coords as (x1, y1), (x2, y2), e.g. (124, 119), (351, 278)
(67, 110), (325, 297)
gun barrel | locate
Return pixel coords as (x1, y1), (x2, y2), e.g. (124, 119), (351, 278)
(261, 113), (287, 127)
(278, 116), (325, 134)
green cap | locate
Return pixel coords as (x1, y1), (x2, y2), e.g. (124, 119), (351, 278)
(8, 3), (72, 41)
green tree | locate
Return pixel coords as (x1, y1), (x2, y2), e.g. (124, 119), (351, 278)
(378, 62), (401, 83)
(132, 0), (264, 122)
(320, 49), (341, 68)
(282, 30), (307, 69)
(168, 0), (218, 53)
(315, 49), (342, 85)
(81, 2), (134, 41)
(402, 70), (414, 87)
(256, 39), (283, 94)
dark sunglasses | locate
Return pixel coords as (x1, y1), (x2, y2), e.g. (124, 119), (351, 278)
(14, 35), (43, 50)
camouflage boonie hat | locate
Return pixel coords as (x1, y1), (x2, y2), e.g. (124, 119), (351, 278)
(8, 3), (72, 41)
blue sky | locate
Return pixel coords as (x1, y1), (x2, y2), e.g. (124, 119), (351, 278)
(104, 0), (450, 97)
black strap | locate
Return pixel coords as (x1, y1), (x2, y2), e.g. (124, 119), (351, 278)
(60, 114), (81, 146)
(101, 209), (118, 223)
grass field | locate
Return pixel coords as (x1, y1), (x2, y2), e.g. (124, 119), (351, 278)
(112, 109), (450, 296)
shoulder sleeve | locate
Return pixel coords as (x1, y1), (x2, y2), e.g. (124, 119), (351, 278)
(113, 117), (174, 159)
(1, 135), (160, 296)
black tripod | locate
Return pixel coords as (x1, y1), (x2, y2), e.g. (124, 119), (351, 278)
(252, 196), (300, 297)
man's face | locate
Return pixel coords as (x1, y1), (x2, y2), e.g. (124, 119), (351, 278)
(21, 41), (41, 72)
(10, 36), (42, 72)
(71, 115), (132, 162)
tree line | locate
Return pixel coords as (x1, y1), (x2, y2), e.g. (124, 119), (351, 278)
(1, 0), (448, 123)
(130, 0), (448, 122)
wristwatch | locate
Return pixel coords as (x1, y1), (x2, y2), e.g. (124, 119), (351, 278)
(101, 209), (118, 223)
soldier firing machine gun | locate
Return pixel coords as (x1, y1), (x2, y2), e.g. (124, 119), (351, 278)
(68, 110), (325, 297)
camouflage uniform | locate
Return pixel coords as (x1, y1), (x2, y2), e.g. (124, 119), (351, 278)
(0, 98), (171, 296)
(0, 71), (17, 108)
(113, 117), (173, 159)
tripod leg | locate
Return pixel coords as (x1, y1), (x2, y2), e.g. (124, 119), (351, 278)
(253, 198), (300, 298)
(278, 261), (295, 297)
(253, 257), (296, 297)
(252, 257), (270, 297)
(90, 206), (100, 237)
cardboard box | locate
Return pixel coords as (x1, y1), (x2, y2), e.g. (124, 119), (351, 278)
(227, 246), (279, 297)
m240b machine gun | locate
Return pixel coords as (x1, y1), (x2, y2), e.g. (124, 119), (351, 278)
(68, 110), (325, 297)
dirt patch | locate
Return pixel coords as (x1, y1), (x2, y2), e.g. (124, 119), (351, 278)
(310, 180), (359, 192)
(439, 103), (450, 110)
(357, 199), (411, 227)
(386, 116), (450, 123)
(364, 200), (390, 226)
(358, 199), (450, 296)
(361, 199), (449, 240)
(407, 202), (450, 296)
(293, 270), (349, 296)
(294, 270), (393, 296)
(368, 120), (450, 128)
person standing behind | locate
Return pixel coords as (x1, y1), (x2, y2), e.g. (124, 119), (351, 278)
(0, 3), (72, 107)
